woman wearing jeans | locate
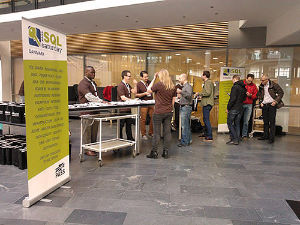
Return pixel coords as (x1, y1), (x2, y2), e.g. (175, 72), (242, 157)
(146, 69), (176, 159)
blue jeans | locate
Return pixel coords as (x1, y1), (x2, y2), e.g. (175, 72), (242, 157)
(227, 110), (242, 142)
(180, 105), (192, 145)
(203, 105), (213, 139)
(242, 104), (253, 137)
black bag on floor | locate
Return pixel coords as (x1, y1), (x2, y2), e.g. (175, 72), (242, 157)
(191, 118), (203, 133)
(275, 125), (286, 136)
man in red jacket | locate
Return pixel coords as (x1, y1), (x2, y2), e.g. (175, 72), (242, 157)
(241, 74), (258, 138)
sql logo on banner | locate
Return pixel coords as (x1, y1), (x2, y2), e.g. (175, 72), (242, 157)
(28, 26), (63, 54)
(223, 68), (230, 76)
(29, 27), (41, 47)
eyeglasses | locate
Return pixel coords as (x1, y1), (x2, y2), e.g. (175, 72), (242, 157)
(126, 75), (131, 77)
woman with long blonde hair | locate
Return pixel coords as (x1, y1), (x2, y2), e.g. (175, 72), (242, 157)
(146, 69), (176, 159)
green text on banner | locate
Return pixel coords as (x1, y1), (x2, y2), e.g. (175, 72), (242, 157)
(22, 18), (70, 207)
(218, 67), (245, 132)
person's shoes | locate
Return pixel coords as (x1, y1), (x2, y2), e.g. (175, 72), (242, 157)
(142, 135), (148, 140)
(198, 134), (206, 138)
(162, 150), (169, 159)
(177, 143), (186, 147)
(226, 140), (233, 145)
(146, 151), (158, 159)
(241, 136), (248, 140)
(226, 140), (239, 145)
(258, 136), (268, 140)
(203, 137), (213, 142)
(85, 150), (97, 156)
(269, 139), (274, 144)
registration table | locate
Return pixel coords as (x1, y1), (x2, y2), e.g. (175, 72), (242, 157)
(68, 100), (155, 166)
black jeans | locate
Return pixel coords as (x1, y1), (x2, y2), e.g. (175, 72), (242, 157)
(262, 103), (277, 141)
(227, 109), (242, 142)
(120, 118), (134, 140)
(152, 112), (173, 152)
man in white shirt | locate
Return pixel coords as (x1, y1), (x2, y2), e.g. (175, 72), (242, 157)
(257, 74), (284, 143)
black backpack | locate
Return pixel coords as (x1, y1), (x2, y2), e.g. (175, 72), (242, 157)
(191, 118), (203, 133)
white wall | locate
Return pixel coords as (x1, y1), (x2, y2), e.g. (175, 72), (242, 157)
(0, 41), (11, 101)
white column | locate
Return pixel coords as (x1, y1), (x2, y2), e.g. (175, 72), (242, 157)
(0, 41), (12, 101)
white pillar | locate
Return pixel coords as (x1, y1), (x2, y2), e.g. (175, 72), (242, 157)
(0, 41), (12, 101)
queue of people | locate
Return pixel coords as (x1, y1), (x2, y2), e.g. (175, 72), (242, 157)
(77, 66), (284, 158)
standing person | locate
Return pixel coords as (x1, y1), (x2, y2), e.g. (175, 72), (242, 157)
(226, 75), (247, 145)
(177, 74), (193, 147)
(135, 71), (154, 140)
(117, 70), (137, 141)
(78, 66), (103, 156)
(257, 74), (284, 143)
(172, 83), (183, 131)
(241, 74), (258, 139)
(146, 69), (176, 159)
(196, 71), (214, 142)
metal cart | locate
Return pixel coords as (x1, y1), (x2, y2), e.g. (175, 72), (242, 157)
(79, 113), (138, 167)
(249, 105), (264, 138)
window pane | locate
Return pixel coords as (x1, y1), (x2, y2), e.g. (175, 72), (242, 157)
(85, 53), (146, 87)
(38, 0), (60, 9)
(0, 0), (12, 14)
(14, 0), (35, 12)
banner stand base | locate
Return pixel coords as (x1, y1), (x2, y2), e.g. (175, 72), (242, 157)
(22, 176), (71, 208)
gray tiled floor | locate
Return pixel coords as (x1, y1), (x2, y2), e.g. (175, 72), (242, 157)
(0, 119), (300, 225)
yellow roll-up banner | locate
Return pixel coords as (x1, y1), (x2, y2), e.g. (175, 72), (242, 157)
(22, 18), (70, 207)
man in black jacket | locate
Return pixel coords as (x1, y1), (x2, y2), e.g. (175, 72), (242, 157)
(226, 75), (247, 145)
(257, 74), (284, 143)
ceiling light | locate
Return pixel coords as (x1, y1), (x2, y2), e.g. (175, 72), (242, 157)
(175, 53), (181, 56)
(196, 62), (200, 65)
(219, 62), (223, 63)
(213, 57), (218, 60)
(204, 51), (211, 55)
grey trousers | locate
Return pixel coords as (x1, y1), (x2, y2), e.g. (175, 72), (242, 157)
(82, 118), (99, 144)
(152, 112), (173, 152)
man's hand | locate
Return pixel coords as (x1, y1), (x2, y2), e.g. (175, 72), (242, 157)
(154, 72), (159, 79)
(260, 103), (264, 107)
(177, 88), (182, 94)
(226, 109), (228, 113)
(246, 92), (252, 97)
(271, 101), (277, 107)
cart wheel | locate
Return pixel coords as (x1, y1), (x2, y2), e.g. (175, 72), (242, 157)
(98, 160), (103, 167)
(249, 133), (253, 138)
(132, 150), (136, 158)
(79, 154), (83, 162)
